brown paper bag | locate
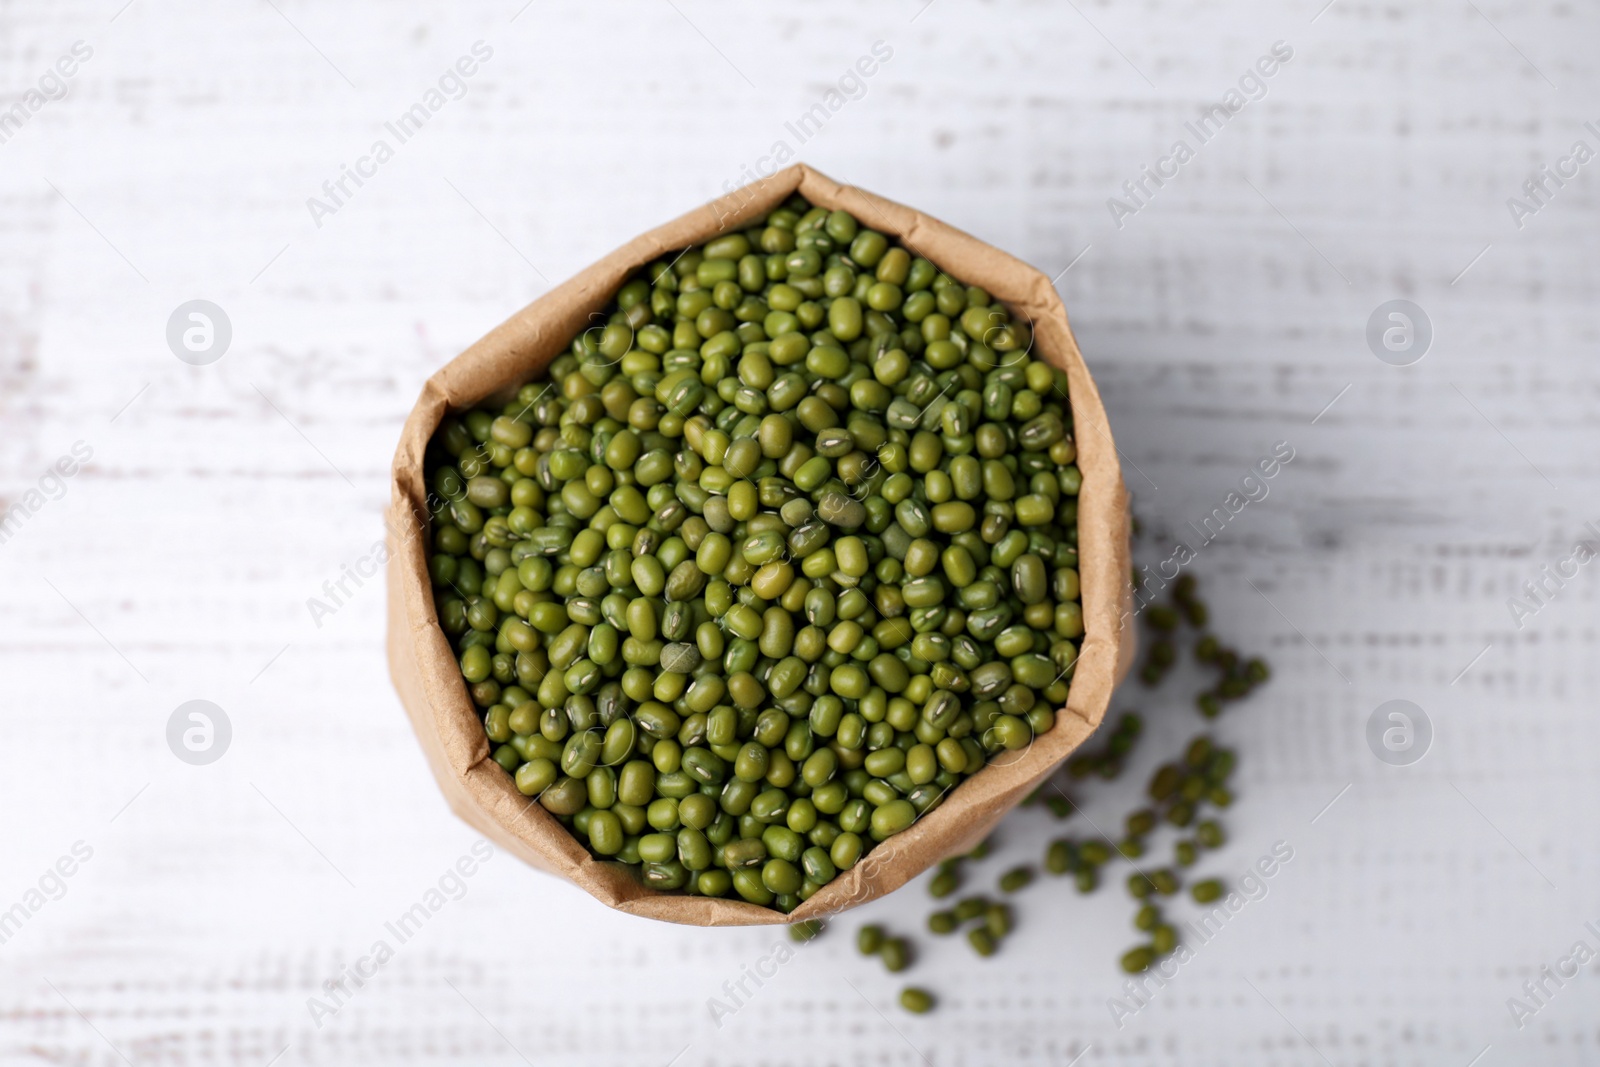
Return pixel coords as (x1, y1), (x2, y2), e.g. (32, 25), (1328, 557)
(387, 164), (1133, 926)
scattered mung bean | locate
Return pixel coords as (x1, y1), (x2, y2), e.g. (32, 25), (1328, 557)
(1120, 946), (1154, 973)
(882, 937), (912, 973)
(998, 866), (1034, 893)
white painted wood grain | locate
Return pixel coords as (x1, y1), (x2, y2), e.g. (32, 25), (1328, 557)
(1, 0), (1597, 1063)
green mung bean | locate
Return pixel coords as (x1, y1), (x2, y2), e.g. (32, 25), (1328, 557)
(1125, 809), (1157, 837)
(1079, 840), (1112, 866)
(1145, 605), (1179, 631)
(1120, 946), (1154, 973)
(952, 895), (989, 922)
(998, 867), (1034, 893)
(1045, 839), (1076, 874)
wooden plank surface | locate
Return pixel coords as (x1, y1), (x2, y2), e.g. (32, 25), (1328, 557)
(1, 0), (1597, 1063)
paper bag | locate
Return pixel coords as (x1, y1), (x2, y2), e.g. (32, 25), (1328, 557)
(387, 164), (1132, 926)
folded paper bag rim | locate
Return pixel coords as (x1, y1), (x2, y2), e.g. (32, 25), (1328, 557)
(386, 163), (1133, 927)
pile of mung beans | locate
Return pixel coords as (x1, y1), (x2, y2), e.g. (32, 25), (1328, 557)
(425, 196), (1085, 911)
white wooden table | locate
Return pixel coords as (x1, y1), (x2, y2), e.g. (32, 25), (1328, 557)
(2, 0), (1597, 1063)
